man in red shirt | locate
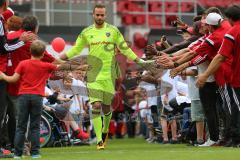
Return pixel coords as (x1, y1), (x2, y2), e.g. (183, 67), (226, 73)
(196, 5), (240, 147)
(169, 13), (232, 146)
(0, 0), (36, 157)
(6, 16), (55, 97)
(5, 15), (55, 152)
(0, 40), (57, 159)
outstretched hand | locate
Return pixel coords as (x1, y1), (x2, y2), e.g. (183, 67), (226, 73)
(145, 44), (159, 56)
(155, 54), (174, 69)
(170, 68), (180, 78)
(137, 59), (157, 71)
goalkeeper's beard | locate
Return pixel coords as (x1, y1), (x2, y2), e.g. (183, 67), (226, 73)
(95, 19), (104, 26)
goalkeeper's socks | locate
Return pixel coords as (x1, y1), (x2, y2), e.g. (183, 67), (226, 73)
(92, 116), (103, 143)
(102, 112), (112, 133)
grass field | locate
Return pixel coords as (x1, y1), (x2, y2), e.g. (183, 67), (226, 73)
(13, 138), (240, 160)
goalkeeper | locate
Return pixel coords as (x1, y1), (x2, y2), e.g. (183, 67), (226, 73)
(60, 4), (153, 150)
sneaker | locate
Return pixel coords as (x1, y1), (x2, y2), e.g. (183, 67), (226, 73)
(102, 133), (108, 147)
(13, 155), (22, 159)
(96, 141), (105, 150)
(74, 129), (89, 140)
(31, 154), (41, 159)
(198, 139), (217, 147)
(162, 140), (169, 144)
(40, 137), (45, 144)
(0, 148), (14, 158)
(193, 140), (205, 146)
(170, 139), (179, 144)
(224, 139), (239, 147)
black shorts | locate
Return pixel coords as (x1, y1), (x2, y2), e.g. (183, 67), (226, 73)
(52, 105), (68, 120)
(161, 98), (191, 119)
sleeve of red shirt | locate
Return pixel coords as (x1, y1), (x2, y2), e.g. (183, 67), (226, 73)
(218, 32), (235, 59)
(15, 62), (24, 75)
(0, 19), (24, 54)
(189, 36), (215, 66)
(42, 51), (56, 63)
(45, 62), (57, 73)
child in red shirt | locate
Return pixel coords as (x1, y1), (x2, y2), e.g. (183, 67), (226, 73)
(0, 40), (57, 158)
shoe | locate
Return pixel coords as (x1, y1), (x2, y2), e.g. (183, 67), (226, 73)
(40, 137), (45, 144)
(31, 154), (41, 158)
(162, 140), (169, 144)
(170, 139), (179, 144)
(154, 128), (162, 135)
(198, 139), (217, 147)
(96, 141), (105, 150)
(193, 140), (205, 146)
(224, 139), (236, 147)
(102, 133), (108, 147)
(74, 129), (89, 140)
(0, 148), (14, 158)
(13, 155), (22, 159)
(146, 137), (155, 143)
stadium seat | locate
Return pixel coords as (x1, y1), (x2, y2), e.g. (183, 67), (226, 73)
(135, 15), (145, 25)
(148, 15), (162, 28)
(181, 2), (194, 12)
(165, 2), (178, 13)
(128, 2), (144, 12)
(149, 1), (162, 12)
(122, 14), (134, 25)
(117, 1), (128, 12)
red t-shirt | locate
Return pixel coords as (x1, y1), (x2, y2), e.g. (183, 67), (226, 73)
(15, 59), (57, 96)
(188, 35), (206, 51)
(218, 21), (240, 87)
(190, 20), (232, 86)
(6, 29), (55, 96)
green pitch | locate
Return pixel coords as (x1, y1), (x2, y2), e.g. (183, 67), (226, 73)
(13, 138), (240, 160)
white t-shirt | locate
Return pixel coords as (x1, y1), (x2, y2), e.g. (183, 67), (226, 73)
(187, 66), (200, 101)
(161, 70), (178, 101)
(69, 79), (89, 114)
(139, 81), (158, 106)
(198, 61), (215, 82)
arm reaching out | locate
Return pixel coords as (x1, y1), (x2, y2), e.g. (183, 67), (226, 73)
(0, 72), (20, 83)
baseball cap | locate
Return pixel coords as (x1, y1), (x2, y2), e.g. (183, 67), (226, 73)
(205, 13), (223, 25)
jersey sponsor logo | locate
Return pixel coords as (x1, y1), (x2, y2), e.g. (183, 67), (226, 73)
(90, 41), (113, 45)
(106, 32), (111, 37)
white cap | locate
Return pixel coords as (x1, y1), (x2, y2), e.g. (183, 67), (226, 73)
(206, 13), (223, 25)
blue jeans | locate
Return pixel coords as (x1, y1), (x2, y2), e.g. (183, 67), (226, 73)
(14, 94), (43, 156)
(0, 80), (7, 147)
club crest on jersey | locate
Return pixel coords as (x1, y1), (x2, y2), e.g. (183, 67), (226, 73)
(106, 32), (111, 37)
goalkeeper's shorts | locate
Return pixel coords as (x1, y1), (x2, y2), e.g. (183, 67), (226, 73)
(87, 79), (115, 105)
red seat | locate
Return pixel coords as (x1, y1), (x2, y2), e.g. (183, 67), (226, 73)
(127, 2), (144, 12)
(148, 15), (162, 28)
(181, 2), (194, 12)
(122, 14), (134, 25)
(135, 15), (145, 25)
(149, 1), (162, 12)
(117, 1), (129, 12)
(165, 2), (178, 13)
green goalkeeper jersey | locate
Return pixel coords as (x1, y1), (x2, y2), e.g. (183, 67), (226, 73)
(66, 22), (137, 81)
